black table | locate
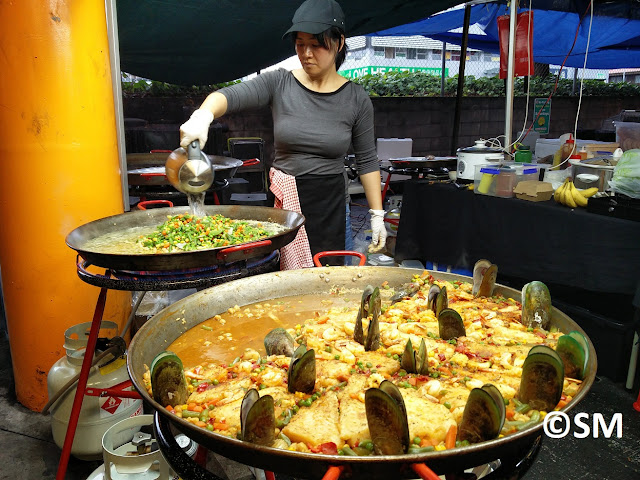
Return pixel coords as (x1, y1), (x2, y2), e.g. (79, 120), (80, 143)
(396, 181), (640, 296)
(395, 181), (640, 381)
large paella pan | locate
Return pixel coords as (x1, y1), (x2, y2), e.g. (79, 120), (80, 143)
(127, 266), (596, 479)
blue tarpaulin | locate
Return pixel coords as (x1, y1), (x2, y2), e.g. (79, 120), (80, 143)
(369, 3), (640, 69)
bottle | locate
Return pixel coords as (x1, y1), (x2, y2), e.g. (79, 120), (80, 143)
(514, 144), (532, 163)
(578, 146), (588, 160)
(559, 134), (575, 169)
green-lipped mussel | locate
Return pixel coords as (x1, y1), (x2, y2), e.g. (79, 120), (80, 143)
(390, 281), (420, 304)
(264, 327), (296, 357)
(472, 259), (497, 297)
(401, 338), (429, 375)
(521, 281), (552, 330)
(364, 380), (410, 455)
(241, 388), (276, 446)
(457, 384), (506, 444)
(287, 344), (316, 394)
(438, 308), (466, 340)
(556, 331), (589, 380)
(518, 345), (564, 411)
(354, 285), (381, 351)
(150, 351), (189, 407)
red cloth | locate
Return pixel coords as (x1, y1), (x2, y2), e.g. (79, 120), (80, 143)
(269, 168), (314, 270)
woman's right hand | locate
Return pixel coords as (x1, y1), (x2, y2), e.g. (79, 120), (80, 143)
(179, 109), (214, 149)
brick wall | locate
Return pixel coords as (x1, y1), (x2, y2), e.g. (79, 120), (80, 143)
(124, 96), (640, 158)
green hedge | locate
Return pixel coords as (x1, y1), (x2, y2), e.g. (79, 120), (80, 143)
(352, 70), (640, 97)
(121, 71), (640, 98)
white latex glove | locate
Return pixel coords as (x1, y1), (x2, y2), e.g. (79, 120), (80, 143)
(368, 209), (387, 253)
(179, 109), (214, 149)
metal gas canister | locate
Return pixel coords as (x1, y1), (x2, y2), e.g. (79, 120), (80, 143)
(47, 321), (143, 460)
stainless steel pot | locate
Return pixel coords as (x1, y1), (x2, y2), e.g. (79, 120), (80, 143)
(127, 267), (597, 479)
(570, 157), (615, 191)
(457, 141), (505, 181)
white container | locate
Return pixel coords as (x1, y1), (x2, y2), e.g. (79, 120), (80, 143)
(456, 140), (504, 181)
(48, 321), (143, 460)
(377, 138), (412, 161)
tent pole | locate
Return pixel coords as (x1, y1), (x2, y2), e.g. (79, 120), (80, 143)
(504, 0), (519, 150)
(451, 4), (471, 155)
(441, 41), (447, 97)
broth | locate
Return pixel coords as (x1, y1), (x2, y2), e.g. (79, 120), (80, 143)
(168, 292), (362, 368)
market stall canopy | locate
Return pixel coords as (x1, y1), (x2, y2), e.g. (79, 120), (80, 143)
(369, 0), (640, 69)
(115, 0), (462, 85)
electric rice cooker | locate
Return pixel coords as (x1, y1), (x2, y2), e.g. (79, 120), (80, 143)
(456, 140), (505, 181)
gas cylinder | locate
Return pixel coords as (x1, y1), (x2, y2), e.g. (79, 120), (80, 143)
(47, 321), (143, 460)
(384, 207), (401, 236)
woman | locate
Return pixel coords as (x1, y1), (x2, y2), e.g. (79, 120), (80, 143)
(179, 0), (386, 268)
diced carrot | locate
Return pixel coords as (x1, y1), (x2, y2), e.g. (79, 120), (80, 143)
(445, 424), (457, 449)
(213, 422), (229, 430)
(188, 402), (197, 410)
(195, 421), (207, 428)
(407, 377), (417, 387)
(420, 437), (436, 447)
(506, 407), (516, 420)
(381, 281), (389, 287)
(317, 316), (330, 324)
(349, 393), (359, 400)
(556, 399), (568, 410)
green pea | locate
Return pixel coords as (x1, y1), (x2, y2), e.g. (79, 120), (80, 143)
(413, 437), (421, 445)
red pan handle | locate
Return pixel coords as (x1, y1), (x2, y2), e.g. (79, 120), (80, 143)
(321, 465), (344, 480)
(150, 149), (172, 153)
(265, 472), (276, 480)
(411, 463), (441, 480)
(216, 239), (272, 262)
(137, 200), (174, 210)
(140, 172), (167, 177)
(313, 250), (366, 267)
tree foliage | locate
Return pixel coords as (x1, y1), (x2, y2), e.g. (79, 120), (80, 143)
(351, 70), (640, 97)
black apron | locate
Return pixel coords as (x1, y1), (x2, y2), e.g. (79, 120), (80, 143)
(296, 173), (345, 266)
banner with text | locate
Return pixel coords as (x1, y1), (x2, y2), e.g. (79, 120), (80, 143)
(339, 66), (447, 79)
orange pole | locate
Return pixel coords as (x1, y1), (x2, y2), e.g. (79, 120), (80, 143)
(0, 0), (130, 410)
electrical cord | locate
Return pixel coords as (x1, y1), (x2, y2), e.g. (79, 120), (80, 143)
(520, 0), (594, 165)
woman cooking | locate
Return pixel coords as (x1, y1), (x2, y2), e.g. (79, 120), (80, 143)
(179, 0), (386, 269)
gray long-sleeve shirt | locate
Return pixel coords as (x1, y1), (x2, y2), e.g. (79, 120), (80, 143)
(220, 68), (378, 177)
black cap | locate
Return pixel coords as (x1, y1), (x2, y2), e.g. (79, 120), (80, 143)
(282, 0), (345, 39)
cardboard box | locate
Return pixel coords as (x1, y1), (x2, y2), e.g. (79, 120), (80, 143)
(513, 180), (554, 202)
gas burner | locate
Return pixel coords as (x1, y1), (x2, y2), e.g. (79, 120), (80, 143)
(76, 250), (280, 291)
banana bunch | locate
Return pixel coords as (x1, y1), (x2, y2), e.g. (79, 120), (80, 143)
(553, 179), (598, 208)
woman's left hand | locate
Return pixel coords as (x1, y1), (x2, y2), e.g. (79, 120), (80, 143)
(368, 209), (387, 253)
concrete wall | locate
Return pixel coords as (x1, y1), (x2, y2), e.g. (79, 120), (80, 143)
(123, 96), (640, 159)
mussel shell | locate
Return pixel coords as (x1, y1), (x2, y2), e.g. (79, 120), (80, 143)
(379, 380), (408, 421)
(428, 284), (441, 312)
(416, 338), (429, 375)
(365, 383), (410, 455)
(438, 308), (466, 340)
(556, 334), (587, 380)
(518, 349), (564, 412)
(150, 351), (188, 407)
(390, 282), (420, 304)
(435, 286), (448, 317)
(355, 285), (375, 345)
(241, 389), (276, 446)
(472, 259), (492, 296)
(457, 387), (504, 444)
(521, 281), (551, 330)
(264, 327), (295, 357)
(480, 384), (506, 433)
(476, 264), (498, 298)
(401, 338), (416, 373)
(364, 287), (381, 351)
(288, 348), (316, 394)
